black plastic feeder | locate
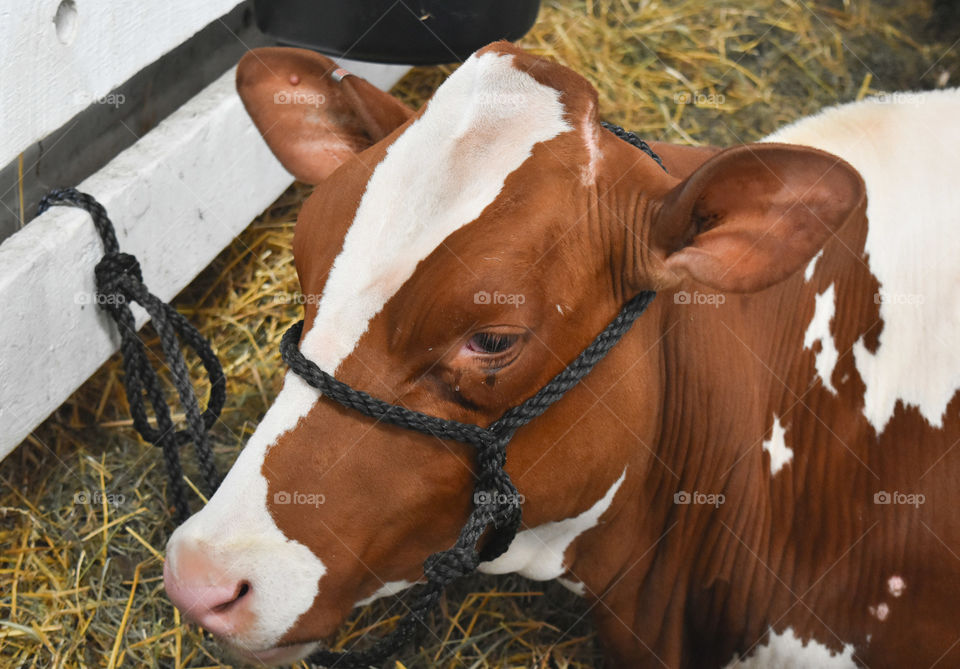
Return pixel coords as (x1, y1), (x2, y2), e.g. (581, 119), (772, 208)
(252, 0), (541, 65)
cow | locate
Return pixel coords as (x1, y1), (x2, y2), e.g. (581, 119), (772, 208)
(162, 41), (960, 668)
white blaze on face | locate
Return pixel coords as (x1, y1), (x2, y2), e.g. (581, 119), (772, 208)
(167, 49), (573, 649)
(803, 283), (838, 395)
(301, 50), (572, 374)
(478, 468), (626, 581)
(766, 89), (960, 435)
(723, 627), (857, 668)
(762, 415), (793, 476)
(165, 372), (328, 650)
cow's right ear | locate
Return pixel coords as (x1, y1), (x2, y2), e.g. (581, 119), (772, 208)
(647, 143), (865, 293)
(237, 47), (415, 184)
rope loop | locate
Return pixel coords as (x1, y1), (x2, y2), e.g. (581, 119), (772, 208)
(38, 187), (223, 522)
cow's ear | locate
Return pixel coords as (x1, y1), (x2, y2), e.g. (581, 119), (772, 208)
(237, 47), (414, 184)
(650, 143), (866, 293)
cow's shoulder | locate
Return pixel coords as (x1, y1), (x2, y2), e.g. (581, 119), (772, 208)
(767, 89), (960, 435)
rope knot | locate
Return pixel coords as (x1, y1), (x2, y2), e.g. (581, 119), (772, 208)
(94, 251), (142, 311)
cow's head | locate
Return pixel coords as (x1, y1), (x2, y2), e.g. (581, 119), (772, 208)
(163, 42), (864, 664)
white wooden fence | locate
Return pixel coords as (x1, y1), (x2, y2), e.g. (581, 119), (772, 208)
(0, 1), (409, 459)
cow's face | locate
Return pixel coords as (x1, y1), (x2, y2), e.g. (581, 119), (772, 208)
(163, 43), (865, 664)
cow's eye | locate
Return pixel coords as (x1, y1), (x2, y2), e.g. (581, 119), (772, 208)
(467, 332), (517, 354)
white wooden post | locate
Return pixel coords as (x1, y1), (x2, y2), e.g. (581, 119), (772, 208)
(0, 1), (409, 458)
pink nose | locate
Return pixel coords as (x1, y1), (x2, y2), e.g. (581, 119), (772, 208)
(163, 543), (253, 637)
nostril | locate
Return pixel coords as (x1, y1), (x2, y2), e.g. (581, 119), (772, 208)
(211, 580), (252, 613)
(164, 544), (257, 636)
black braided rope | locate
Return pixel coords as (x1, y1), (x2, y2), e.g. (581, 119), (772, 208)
(38, 188), (224, 523)
(600, 121), (668, 173)
(294, 290), (655, 668)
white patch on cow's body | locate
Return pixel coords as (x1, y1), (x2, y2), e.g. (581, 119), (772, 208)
(557, 576), (587, 596)
(804, 249), (823, 281)
(869, 602), (890, 621)
(581, 107), (601, 183)
(766, 89), (960, 435)
(762, 415), (793, 475)
(723, 627), (857, 668)
(803, 283), (838, 394)
(167, 50), (573, 649)
(302, 50), (572, 374)
(353, 579), (417, 608)
(165, 372), (327, 650)
(478, 469), (626, 581)
(887, 575), (905, 597)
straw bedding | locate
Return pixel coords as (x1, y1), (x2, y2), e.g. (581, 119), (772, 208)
(2, 1), (956, 667)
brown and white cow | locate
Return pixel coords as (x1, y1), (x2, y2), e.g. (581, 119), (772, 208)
(163, 41), (960, 667)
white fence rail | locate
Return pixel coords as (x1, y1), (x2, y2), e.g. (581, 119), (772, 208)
(0, 0), (244, 168)
(0, 3), (409, 459)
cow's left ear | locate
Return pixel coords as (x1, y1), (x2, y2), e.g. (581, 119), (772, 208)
(237, 47), (414, 184)
(650, 143), (866, 293)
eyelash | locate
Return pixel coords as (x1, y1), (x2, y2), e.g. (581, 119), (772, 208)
(467, 332), (517, 354)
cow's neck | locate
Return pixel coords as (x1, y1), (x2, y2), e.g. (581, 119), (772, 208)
(564, 140), (879, 667)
